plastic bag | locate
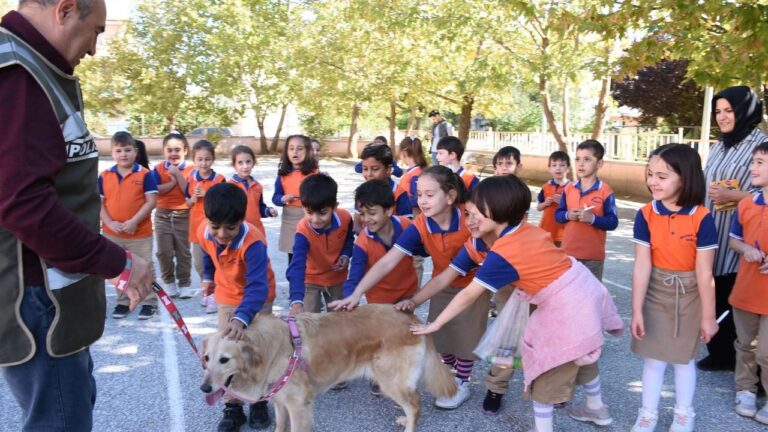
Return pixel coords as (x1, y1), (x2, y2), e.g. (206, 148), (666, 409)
(474, 292), (529, 369)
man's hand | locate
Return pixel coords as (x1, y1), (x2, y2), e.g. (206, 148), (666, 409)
(110, 254), (153, 311)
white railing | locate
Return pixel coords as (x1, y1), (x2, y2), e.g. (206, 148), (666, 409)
(463, 131), (715, 163)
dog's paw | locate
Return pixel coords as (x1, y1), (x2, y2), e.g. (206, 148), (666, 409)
(395, 416), (407, 428)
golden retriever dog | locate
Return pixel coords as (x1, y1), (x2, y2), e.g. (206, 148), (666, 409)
(200, 304), (457, 432)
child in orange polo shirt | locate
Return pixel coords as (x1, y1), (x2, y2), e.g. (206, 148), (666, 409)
(728, 141), (768, 424)
(229, 145), (277, 237)
(398, 136), (428, 216)
(537, 151), (570, 246)
(272, 135), (319, 263)
(360, 144), (412, 217)
(630, 144), (718, 432)
(99, 132), (158, 320)
(186, 140), (226, 304)
(152, 132), (195, 298)
(332, 166), (483, 410)
(435, 136), (479, 192)
(555, 140), (618, 280)
(286, 173), (353, 315)
(198, 182), (275, 431)
(411, 175), (622, 432)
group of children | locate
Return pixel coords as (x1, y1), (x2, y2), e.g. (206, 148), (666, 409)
(97, 128), (768, 432)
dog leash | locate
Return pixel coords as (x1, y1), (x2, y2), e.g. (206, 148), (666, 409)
(148, 281), (305, 403)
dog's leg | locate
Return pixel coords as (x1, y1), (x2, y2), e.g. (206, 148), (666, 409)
(375, 373), (420, 432)
(285, 398), (315, 432)
(273, 401), (289, 432)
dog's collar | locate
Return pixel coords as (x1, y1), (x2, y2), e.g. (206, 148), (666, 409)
(253, 315), (306, 403)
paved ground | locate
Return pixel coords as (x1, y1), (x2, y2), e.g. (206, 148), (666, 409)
(0, 157), (763, 431)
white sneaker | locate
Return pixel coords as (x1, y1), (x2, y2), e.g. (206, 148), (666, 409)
(178, 286), (194, 299)
(435, 378), (470, 409)
(735, 390), (757, 417)
(631, 406), (658, 432)
(755, 404), (768, 424)
(206, 297), (218, 314)
(165, 282), (179, 298)
(669, 405), (695, 432)
(200, 294), (209, 307)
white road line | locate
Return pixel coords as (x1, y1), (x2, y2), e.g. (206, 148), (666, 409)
(160, 308), (186, 432)
(603, 278), (631, 292)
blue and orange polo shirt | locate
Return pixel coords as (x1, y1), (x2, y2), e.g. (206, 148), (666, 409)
(537, 179), (569, 243)
(456, 166), (479, 192)
(152, 161), (195, 210)
(398, 165), (422, 210)
(343, 216), (418, 304)
(632, 200), (718, 271)
(449, 237), (490, 276)
(555, 179), (618, 261)
(272, 168), (319, 207)
(475, 223), (573, 296)
(98, 163), (158, 239)
(199, 222), (276, 326)
(229, 174), (273, 236)
(390, 178), (413, 217)
(186, 169), (226, 243)
(729, 192), (768, 314)
(287, 209), (355, 303)
(395, 207), (475, 287)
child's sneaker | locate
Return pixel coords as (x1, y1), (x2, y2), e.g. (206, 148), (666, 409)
(669, 405), (695, 432)
(206, 297), (218, 314)
(165, 282), (179, 298)
(218, 402), (246, 432)
(435, 378), (470, 409)
(248, 401), (271, 429)
(137, 305), (157, 320)
(112, 304), (130, 319)
(200, 294), (209, 307)
(735, 390), (757, 417)
(567, 403), (613, 426)
(631, 406), (658, 432)
(755, 404), (768, 425)
(482, 390), (503, 415)
(179, 286), (194, 299)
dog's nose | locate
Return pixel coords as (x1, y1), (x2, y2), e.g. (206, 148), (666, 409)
(200, 383), (213, 393)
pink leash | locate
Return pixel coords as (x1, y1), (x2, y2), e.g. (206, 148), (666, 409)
(149, 281), (304, 403)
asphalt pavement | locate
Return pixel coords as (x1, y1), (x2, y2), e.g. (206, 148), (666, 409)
(0, 157), (762, 432)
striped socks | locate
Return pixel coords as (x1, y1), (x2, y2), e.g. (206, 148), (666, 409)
(583, 376), (604, 410)
(533, 401), (554, 432)
(455, 358), (474, 382)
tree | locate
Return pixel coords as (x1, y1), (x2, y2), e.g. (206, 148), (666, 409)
(611, 60), (704, 128)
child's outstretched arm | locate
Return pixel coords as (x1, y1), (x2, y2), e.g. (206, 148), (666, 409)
(330, 247), (407, 311)
(286, 233), (310, 314)
(411, 281), (486, 334)
(228, 242), (270, 341)
(394, 267), (460, 312)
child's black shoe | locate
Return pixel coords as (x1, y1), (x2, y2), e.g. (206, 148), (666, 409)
(482, 390), (503, 415)
(218, 402), (246, 432)
(248, 401), (271, 429)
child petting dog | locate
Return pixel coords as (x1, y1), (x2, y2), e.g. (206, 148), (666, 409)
(197, 183), (276, 432)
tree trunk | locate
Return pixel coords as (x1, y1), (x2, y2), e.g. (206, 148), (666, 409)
(405, 108), (418, 136)
(539, 74), (568, 152)
(458, 95), (474, 145)
(166, 113), (175, 133)
(255, 110), (268, 154)
(562, 79), (570, 138)
(591, 75), (611, 141)
(270, 103), (288, 153)
(348, 103), (361, 158)
(389, 99), (397, 155)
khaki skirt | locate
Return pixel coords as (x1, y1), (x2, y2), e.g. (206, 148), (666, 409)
(428, 285), (491, 359)
(278, 206), (305, 253)
(631, 267), (701, 364)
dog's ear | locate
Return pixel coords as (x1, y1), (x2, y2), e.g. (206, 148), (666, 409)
(241, 343), (262, 366)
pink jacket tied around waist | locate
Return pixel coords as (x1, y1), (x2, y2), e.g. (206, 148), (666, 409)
(516, 257), (623, 389)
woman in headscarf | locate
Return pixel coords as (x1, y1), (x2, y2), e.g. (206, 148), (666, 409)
(698, 86), (767, 371)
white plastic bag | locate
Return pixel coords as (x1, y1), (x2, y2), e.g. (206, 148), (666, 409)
(474, 292), (529, 369)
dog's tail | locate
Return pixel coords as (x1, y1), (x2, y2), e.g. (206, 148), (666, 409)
(422, 335), (457, 398)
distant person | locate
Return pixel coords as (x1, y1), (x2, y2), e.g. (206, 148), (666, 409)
(428, 110), (454, 165)
(0, 2), (153, 430)
(134, 139), (151, 169)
